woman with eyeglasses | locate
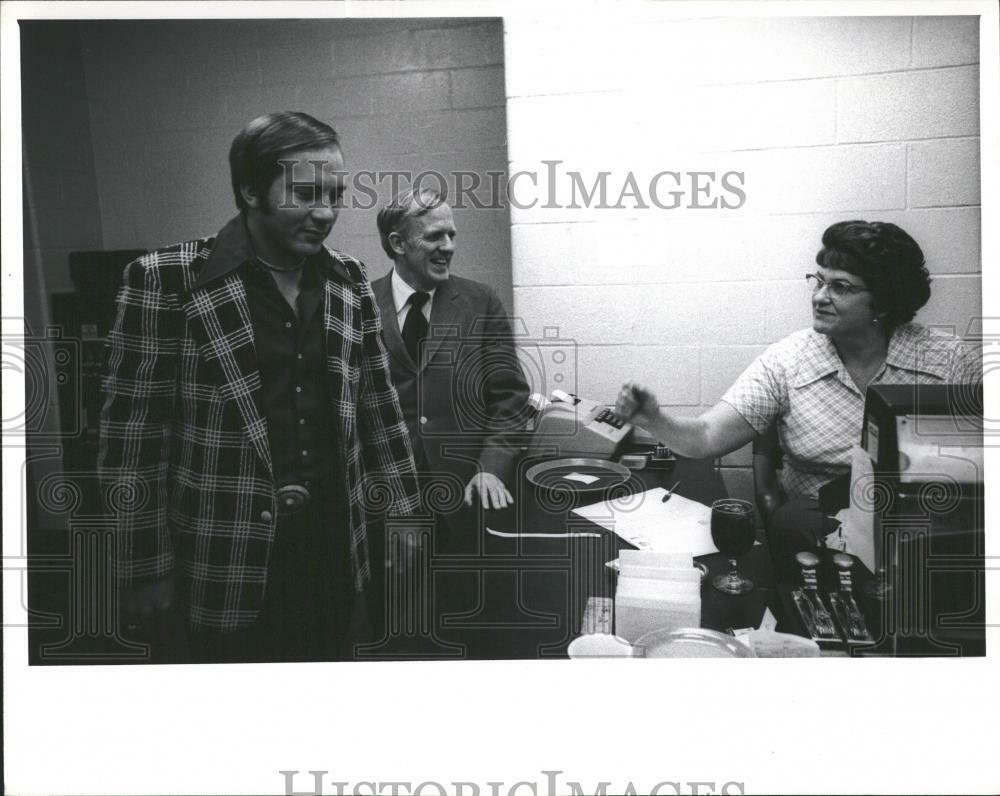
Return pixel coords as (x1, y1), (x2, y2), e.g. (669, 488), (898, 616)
(617, 220), (981, 570)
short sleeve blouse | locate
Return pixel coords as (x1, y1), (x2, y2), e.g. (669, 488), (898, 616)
(720, 323), (981, 499)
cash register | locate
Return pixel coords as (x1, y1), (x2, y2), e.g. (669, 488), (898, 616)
(527, 390), (636, 458)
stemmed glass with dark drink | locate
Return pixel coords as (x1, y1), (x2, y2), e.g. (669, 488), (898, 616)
(710, 498), (756, 594)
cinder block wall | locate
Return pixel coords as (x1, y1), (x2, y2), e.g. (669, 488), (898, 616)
(77, 19), (513, 308)
(504, 15), (982, 502)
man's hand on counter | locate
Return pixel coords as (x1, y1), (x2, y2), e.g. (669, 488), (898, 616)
(464, 472), (514, 510)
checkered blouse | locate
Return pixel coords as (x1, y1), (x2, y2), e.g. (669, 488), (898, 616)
(721, 323), (982, 499)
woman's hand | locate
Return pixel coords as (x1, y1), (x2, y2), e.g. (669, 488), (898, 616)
(618, 385), (760, 460)
(616, 381), (661, 428)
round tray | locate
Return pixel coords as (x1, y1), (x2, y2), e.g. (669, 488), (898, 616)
(525, 457), (631, 493)
(633, 627), (756, 658)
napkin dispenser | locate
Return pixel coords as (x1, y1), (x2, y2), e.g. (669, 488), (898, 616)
(614, 551), (701, 643)
(529, 391), (634, 459)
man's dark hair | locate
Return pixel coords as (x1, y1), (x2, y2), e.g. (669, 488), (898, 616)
(376, 187), (447, 259)
(229, 111), (340, 211)
(816, 220), (932, 332)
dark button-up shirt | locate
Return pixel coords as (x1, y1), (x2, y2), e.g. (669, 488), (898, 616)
(193, 216), (339, 491)
(242, 256), (335, 489)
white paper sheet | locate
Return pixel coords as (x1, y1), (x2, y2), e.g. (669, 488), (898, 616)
(562, 471), (600, 485)
(486, 527), (602, 539)
(571, 487), (718, 556)
(842, 445), (876, 572)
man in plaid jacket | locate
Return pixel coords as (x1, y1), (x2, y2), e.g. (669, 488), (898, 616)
(98, 112), (421, 662)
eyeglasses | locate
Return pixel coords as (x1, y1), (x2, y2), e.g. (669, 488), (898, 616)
(805, 273), (871, 300)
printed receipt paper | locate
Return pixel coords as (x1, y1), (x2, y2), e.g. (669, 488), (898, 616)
(571, 487), (718, 556)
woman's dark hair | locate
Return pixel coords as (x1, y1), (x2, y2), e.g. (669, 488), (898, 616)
(815, 220), (932, 332)
(229, 111), (340, 211)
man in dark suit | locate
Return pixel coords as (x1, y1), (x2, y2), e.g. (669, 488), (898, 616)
(99, 112), (421, 663)
(372, 188), (531, 525)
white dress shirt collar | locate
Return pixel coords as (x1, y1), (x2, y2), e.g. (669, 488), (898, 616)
(391, 269), (436, 320)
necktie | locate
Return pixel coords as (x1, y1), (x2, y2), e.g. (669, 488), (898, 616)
(401, 291), (430, 365)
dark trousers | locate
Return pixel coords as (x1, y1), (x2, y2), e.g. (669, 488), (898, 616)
(187, 489), (358, 664)
(765, 496), (841, 582)
(364, 444), (477, 646)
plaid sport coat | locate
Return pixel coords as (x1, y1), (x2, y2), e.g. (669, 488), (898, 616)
(98, 217), (421, 631)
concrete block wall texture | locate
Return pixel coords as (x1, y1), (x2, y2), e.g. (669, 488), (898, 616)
(504, 15), (982, 503)
(75, 18), (513, 308)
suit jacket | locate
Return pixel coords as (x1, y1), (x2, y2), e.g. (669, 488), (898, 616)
(98, 217), (420, 632)
(372, 273), (531, 488)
